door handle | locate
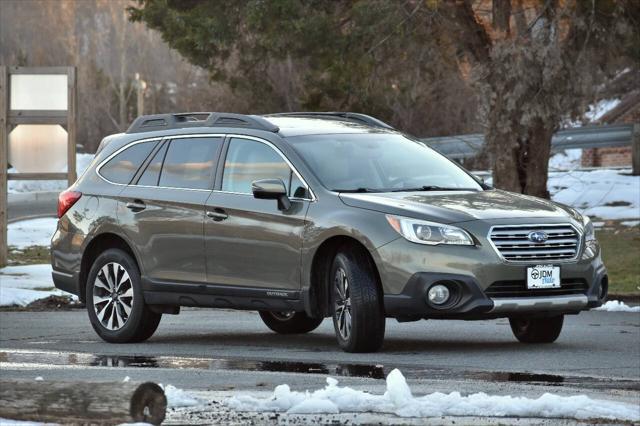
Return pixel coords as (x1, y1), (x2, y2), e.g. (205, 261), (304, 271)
(126, 199), (146, 212)
(206, 209), (228, 221)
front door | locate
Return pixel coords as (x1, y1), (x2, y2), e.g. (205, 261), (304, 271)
(204, 137), (311, 290)
(119, 136), (223, 284)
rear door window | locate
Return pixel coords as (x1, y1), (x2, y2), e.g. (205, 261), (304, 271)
(158, 137), (222, 189)
(100, 140), (158, 184)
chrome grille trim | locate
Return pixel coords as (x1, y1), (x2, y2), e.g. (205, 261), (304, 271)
(488, 223), (581, 263)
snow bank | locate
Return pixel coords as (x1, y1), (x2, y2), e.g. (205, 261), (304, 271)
(8, 218), (58, 248)
(0, 264), (71, 306)
(548, 169), (640, 220)
(548, 149), (582, 170)
(161, 384), (201, 407)
(226, 369), (640, 422)
(8, 153), (94, 194)
(595, 300), (640, 313)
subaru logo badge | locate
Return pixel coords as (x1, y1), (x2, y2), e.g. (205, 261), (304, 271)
(528, 231), (548, 243)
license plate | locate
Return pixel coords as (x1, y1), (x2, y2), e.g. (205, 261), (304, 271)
(527, 265), (560, 289)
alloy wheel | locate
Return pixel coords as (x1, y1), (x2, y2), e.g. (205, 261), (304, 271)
(93, 262), (134, 331)
(334, 267), (352, 340)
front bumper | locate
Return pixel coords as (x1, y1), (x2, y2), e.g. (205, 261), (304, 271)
(376, 219), (607, 320)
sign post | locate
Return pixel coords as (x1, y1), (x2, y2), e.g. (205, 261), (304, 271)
(0, 66), (77, 267)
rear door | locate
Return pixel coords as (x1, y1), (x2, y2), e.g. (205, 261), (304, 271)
(204, 136), (311, 290)
(118, 135), (223, 284)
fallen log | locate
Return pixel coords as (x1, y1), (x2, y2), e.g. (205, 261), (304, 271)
(0, 380), (167, 425)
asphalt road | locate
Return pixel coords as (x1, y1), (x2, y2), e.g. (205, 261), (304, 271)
(7, 196), (57, 222)
(1, 308), (639, 391)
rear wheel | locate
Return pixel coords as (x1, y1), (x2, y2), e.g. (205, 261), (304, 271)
(331, 247), (385, 353)
(86, 249), (161, 343)
(259, 311), (323, 334)
(509, 315), (564, 343)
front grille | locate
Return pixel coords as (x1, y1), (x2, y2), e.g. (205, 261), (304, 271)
(485, 278), (588, 298)
(489, 224), (580, 262)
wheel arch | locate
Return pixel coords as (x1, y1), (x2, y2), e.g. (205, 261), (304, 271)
(79, 232), (140, 302)
(306, 235), (383, 318)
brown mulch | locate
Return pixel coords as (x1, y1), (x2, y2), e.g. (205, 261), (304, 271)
(0, 295), (85, 312)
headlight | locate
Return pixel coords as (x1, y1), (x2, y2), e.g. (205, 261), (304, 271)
(386, 215), (474, 246)
(581, 215), (599, 260)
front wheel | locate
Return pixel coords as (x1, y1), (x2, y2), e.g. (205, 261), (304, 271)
(259, 311), (324, 334)
(509, 315), (564, 343)
(331, 248), (385, 353)
(86, 249), (161, 343)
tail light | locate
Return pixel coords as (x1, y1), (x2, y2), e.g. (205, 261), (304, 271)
(58, 190), (82, 218)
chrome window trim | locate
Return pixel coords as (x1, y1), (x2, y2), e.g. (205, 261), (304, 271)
(221, 134), (317, 202)
(96, 136), (165, 186)
(96, 133), (316, 200)
(487, 223), (583, 264)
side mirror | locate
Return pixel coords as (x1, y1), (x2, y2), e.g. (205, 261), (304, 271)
(251, 179), (291, 211)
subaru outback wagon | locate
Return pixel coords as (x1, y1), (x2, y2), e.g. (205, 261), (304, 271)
(51, 112), (608, 352)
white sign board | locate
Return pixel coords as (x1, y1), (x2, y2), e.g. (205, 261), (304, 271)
(8, 125), (68, 173)
(10, 74), (68, 110)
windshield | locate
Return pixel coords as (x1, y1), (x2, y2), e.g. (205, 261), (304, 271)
(287, 133), (483, 192)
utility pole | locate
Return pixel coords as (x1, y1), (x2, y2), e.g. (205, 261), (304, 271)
(135, 73), (146, 117)
(633, 123), (639, 176)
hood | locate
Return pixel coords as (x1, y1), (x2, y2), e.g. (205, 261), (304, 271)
(339, 189), (580, 224)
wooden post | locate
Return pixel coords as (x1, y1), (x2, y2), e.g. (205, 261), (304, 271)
(0, 380), (167, 425)
(632, 123), (640, 176)
(0, 66), (8, 268)
(67, 66), (77, 186)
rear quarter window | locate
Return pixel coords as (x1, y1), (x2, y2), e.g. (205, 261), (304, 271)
(99, 140), (158, 184)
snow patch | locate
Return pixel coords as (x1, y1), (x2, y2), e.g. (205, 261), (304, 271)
(161, 384), (201, 408)
(8, 218), (58, 248)
(585, 99), (621, 122)
(0, 264), (72, 306)
(0, 419), (54, 425)
(595, 300), (640, 313)
(8, 153), (94, 194)
(548, 169), (640, 220)
(548, 149), (582, 170)
(621, 220), (640, 227)
(226, 369), (640, 422)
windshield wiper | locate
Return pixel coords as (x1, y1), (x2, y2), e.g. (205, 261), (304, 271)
(391, 185), (477, 192)
(332, 187), (382, 193)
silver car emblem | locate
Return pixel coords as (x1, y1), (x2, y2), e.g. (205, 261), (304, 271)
(528, 231), (548, 243)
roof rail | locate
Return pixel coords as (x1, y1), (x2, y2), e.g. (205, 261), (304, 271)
(265, 112), (395, 130)
(126, 112), (280, 134)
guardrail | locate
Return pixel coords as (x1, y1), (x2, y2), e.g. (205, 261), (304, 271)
(421, 124), (634, 160)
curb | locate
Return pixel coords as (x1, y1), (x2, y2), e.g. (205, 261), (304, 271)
(8, 214), (57, 224)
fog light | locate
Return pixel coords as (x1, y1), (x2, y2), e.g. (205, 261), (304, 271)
(428, 285), (450, 305)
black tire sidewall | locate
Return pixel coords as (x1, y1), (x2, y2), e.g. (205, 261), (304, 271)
(330, 250), (384, 352)
(86, 249), (146, 343)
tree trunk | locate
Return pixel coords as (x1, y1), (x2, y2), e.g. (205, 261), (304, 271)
(0, 380), (167, 425)
(523, 119), (553, 198)
(486, 84), (523, 193)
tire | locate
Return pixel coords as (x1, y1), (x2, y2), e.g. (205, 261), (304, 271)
(86, 248), (161, 343)
(259, 311), (323, 334)
(330, 247), (385, 353)
(509, 315), (564, 343)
